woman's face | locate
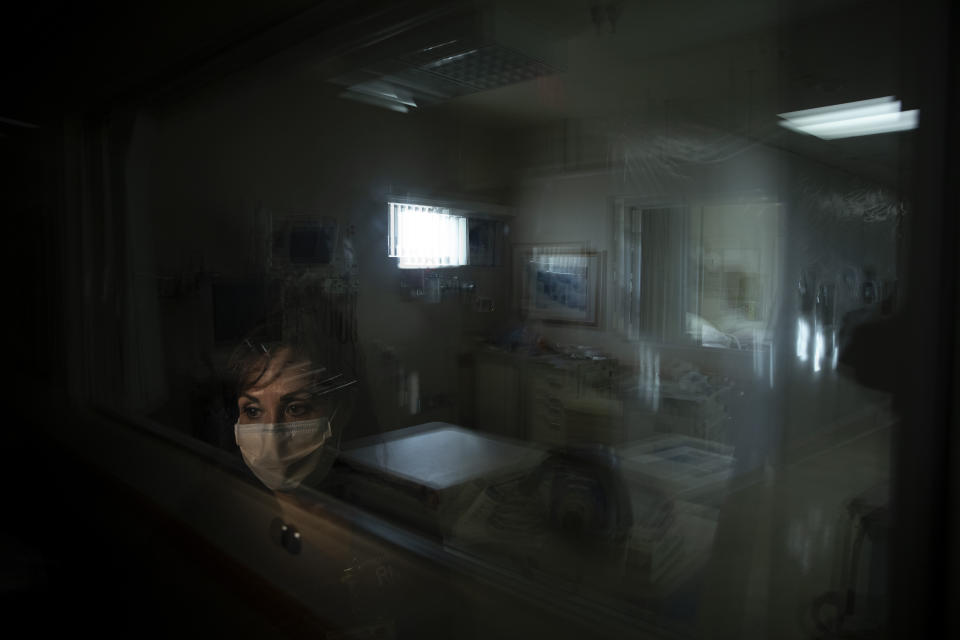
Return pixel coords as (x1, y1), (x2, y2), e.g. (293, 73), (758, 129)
(236, 347), (330, 424)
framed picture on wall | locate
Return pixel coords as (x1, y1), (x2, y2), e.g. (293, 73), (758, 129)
(514, 244), (603, 326)
(269, 212), (339, 269)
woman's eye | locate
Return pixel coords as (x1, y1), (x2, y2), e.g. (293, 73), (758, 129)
(286, 402), (311, 417)
(242, 406), (263, 419)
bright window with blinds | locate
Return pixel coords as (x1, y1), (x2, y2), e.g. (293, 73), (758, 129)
(388, 202), (468, 269)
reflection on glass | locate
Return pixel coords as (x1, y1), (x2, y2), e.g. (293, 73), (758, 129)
(778, 96), (919, 139)
(814, 329), (825, 373)
(797, 318), (811, 362)
(388, 202), (468, 269)
(230, 326), (358, 492)
(89, 0), (936, 637)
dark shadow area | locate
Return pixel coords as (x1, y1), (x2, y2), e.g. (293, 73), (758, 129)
(0, 406), (329, 639)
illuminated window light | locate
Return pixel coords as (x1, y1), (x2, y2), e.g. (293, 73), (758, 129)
(796, 318), (810, 362)
(388, 202), (468, 269)
(779, 96), (918, 139)
(813, 329), (825, 373)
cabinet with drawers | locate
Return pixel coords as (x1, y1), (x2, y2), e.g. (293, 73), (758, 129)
(474, 349), (624, 446)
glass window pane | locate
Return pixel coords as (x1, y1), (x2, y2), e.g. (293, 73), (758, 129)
(41, 0), (952, 637)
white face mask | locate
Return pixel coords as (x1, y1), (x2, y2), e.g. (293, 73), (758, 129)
(234, 416), (339, 491)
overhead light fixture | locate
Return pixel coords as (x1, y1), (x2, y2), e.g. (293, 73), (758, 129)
(339, 80), (419, 113)
(778, 96), (918, 139)
(330, 6), (563, 113)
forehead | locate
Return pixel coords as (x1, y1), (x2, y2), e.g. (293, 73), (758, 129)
(242, 347), (321, 396)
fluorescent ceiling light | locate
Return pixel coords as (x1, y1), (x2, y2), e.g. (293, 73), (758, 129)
(778, 96), (918, 139)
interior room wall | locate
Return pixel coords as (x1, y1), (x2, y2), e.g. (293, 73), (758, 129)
(509, 122), (781, 356)
(507, 114), (897, 462)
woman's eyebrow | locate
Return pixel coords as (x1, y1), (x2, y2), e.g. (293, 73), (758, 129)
(240, 392), (261, 403)
(279, 389), (314, 402)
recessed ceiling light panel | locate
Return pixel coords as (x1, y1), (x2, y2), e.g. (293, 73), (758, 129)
(778, 96), (918, 139)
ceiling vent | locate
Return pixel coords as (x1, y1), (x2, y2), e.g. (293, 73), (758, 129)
(330, 4), (564, 112)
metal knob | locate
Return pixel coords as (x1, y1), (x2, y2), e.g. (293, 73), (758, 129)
(270, 517), (302, 555)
